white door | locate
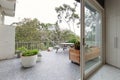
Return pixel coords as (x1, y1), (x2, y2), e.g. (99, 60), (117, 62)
(106, 0), (118, 67)
(116, 0), (120, 68)
(106, 16), (117, 66)
(83, 0), (104, 80)
(117, 16), (120, 68)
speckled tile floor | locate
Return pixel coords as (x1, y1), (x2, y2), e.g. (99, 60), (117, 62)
(0, 49), (80, 80)
(1, 49), (120, 80)
(88, 65), (120, 80)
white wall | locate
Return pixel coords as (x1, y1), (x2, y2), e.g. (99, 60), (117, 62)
(106, 0), (120, 68)
(0, 12), (2, 25)
(0, 25), (15, 60)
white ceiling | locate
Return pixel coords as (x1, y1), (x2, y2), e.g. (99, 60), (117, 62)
(0, 0), (16, 17)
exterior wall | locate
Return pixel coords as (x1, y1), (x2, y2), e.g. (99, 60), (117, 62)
(0, 1), (16, 60)
(0, 12), (2, 25)
(0, 25), (15, 60)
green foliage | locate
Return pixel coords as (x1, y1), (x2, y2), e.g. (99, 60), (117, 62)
(17, 47), (27, 53)
(15, 17), (80, 50)
(22, 50), (38, 56)
(74, 41), (80, 50)
(68, 38), (78, 43)
(17, 47), (39, 56)
(60, 29), (80, 42)
(15, 18), (41, 42)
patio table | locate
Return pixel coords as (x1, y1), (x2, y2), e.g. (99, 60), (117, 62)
(55, 43), (74, 53)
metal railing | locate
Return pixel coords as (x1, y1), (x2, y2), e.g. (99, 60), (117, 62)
(15, 41), (63, 50)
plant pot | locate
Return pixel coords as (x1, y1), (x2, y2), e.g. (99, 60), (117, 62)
(37, 56), (41, 62)
(21, 55), (37, 67)
(17, 52), (22, 58)
(15, 50), (22, 58)
(69, 48), (80, 64)
(37, 53), (42, 62)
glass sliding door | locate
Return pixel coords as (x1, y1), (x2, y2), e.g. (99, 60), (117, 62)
(84, 0), (103, 78)
(80, 0), (104, 80)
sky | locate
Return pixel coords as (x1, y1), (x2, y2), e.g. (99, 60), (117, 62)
(5, 0), (80, 36)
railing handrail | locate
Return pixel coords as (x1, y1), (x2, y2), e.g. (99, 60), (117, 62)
(15, 41), (65, 50)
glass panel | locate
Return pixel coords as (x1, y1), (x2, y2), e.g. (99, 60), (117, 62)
(84, 1), (102, 75)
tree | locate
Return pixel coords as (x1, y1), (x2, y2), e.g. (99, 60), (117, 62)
(15, 18), (80, 50)
(15, 18), (41, 42)
(85, 7), (97, 41)
(39, 22), (52, 41)
(55, 2), (80, 33)
(61, 29), (80, 42)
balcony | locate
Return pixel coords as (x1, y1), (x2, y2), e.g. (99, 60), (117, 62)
(0, 49), (80, 80)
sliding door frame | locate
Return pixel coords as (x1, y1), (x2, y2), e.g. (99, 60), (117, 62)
(80, 0), (105, 80)
(80, 0), (85, 80)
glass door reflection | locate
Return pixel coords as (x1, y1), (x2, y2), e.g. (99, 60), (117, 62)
(84, 0), (102, 76)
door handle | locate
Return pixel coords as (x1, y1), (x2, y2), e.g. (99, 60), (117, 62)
(83, 38), (85, 46)
(114, 37), (118, 48)
(116, 37), (118, 48)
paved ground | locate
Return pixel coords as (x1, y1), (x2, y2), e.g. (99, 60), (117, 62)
(0, 49), (80, 80)
(88, 65), (120, 80)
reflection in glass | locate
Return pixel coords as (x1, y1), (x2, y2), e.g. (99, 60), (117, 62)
(84, 3), (102, 72)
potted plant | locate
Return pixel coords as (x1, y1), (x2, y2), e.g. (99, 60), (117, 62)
(20, 48), (39, 67)
(69, 41), (80, 64)
(69, 41), (100, 64)
(74, 41), (80, 50)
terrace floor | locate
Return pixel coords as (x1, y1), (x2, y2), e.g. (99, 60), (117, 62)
(0, 49), (80, 80)
(88, 65), (120, 80)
